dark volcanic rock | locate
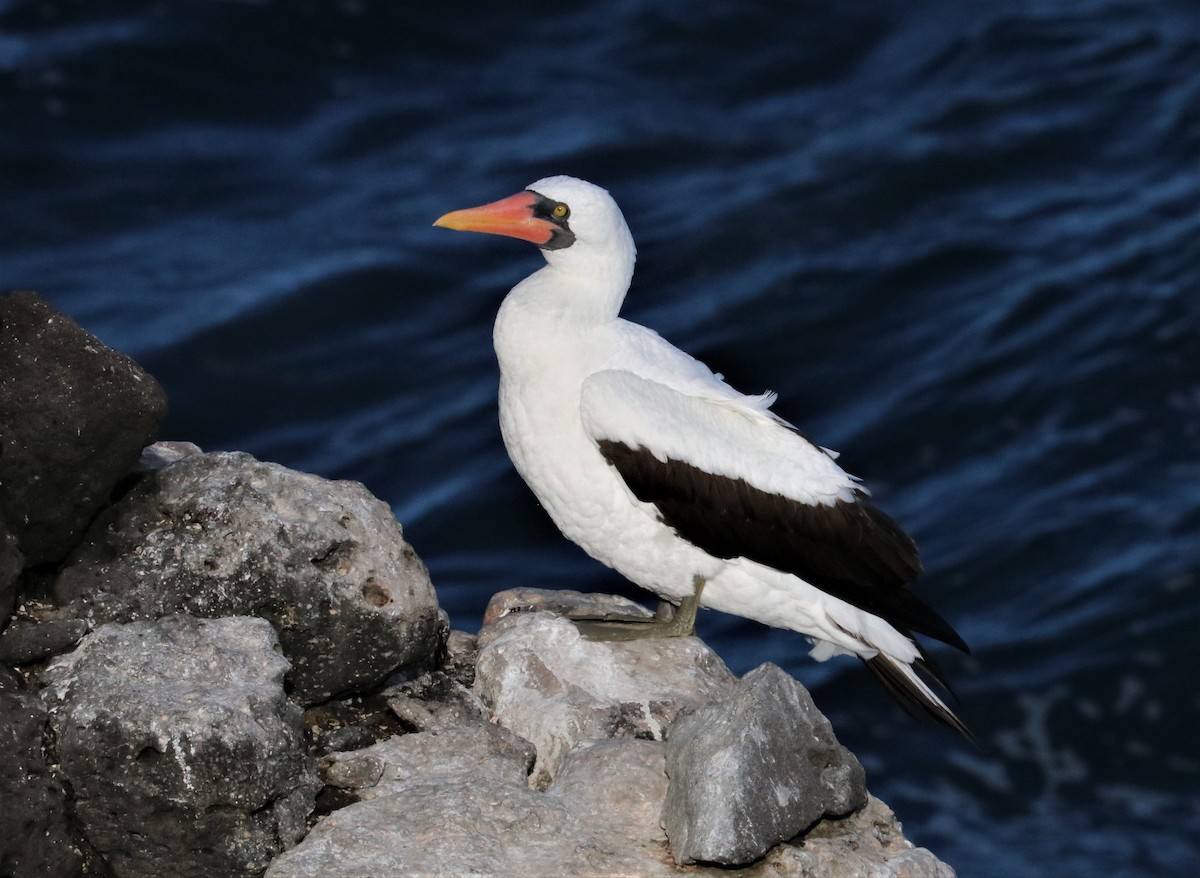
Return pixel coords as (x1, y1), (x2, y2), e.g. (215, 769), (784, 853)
(41, 614), (320, 878)
(0, 517), (21, 630)
(0, 672), (88, 878)
(0, 617), (88, 665)
(662, 662), (868, 866)
(54, 451), (444, 703)
(0, 291), (168, 566)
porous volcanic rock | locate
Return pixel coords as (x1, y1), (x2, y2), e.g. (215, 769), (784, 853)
(54, 451), (444, 703)
(0, 291), (167, 566)
(41, 614), (320, 878)
(0, 670), (88, 878)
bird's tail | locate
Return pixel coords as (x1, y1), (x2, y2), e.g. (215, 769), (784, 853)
(862, 647), (974, 741)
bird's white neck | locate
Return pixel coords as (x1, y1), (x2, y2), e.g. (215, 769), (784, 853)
(507, 244), (636, 327)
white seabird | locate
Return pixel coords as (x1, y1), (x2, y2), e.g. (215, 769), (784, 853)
(435, 175), (970, 735)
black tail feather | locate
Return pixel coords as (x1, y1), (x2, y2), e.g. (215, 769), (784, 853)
(862, 649), (975, 742)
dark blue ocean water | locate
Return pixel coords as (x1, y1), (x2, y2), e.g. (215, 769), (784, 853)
(3, 1), (1198, 874)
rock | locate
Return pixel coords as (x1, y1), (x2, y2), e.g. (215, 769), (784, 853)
(267, 737), (677, 878)
(474, 599), (736, 786)
(302, 691), (407, 758)
(386, 682), (491, 734)
(481, 586), (656, 627)
(0, 617), (88, 665)
(0, 672), (88, 878)
(320, 725), (535, 799)
(266, 592), (956, 878)
(127, 440), (203, 475)
(0, 291), (168, 566)
(54, 451), (445, 703)
(0, 517), (22, 632)
(269, 738), (957, 878)
(41, 614), (320, 878)
(662, 662), (868, 866)
(549, 737), (675, 870)
(753, 794), (958, 877)
(266, 776), (581, 878)
(383, 634), (491, 735)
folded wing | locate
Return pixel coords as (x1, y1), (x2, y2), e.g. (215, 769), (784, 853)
(579, 369), (967, 652)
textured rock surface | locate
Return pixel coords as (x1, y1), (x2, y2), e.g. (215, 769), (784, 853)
(41, 615), (319, 878)
(268, 731), (955, 878)
(0, 670), (88, 878)
(481, 585), (656, 627)
(267, 775), (583, 878)
(265, 590), (956, 878)
(0, 291), (168, 565)
(0, 616), (88, 665)
(663, 662), (868, 865)
(475, 599), (736, 786)
(754, 794), (959, 878)
(267, 738), (677, 878)
(0, 518), (21, 631)
(549, 738), (676, 870)
(321, 724), (535, 797)
(54, 451), (444, 703)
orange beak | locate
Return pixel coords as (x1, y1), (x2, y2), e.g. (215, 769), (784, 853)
(433, 191), (556, 246)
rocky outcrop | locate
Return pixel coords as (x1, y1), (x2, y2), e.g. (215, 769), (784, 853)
(54, 450), (445, 704)
(663, 662), (868, 864)
(0, 668), (89, 878)
(268, 594), (956, 878)
(41, 614), (320, 878)
(0, 292), (957, 878)
(0, 291), (168, 568)
(475, 590), (737, 786)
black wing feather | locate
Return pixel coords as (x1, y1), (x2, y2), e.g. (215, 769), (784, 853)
(596, 438), (968, 653)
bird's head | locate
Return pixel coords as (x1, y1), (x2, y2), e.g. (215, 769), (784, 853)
(434, 176), (636, 279)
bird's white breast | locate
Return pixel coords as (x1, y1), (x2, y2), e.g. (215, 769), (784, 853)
(493, 280), (707, 601)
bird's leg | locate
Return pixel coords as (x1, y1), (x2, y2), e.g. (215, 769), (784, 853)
(574, 576), (706, 642)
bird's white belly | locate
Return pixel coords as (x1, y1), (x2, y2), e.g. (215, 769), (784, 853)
(498, 375), (705, 603)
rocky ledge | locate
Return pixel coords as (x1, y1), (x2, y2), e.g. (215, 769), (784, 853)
(0, 291), (955, 877)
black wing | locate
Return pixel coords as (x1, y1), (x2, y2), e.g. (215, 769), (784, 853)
(596, 438), (968, 653)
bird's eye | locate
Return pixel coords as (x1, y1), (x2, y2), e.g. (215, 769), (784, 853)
(552, 203), (570, 219)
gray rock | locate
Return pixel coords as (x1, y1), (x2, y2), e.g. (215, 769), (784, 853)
(481, 585), (656, 627)
(320, 725), (535, 799)
(0, 617), (89, 664)
(266, 592), (956, 878)
(549, 737), (675, 869)
(386, 683), (489, 733)
(0, 291), (168, 566)
(127, 439), (203, 475)
(266, 778), (583, 878)
(278, 736), (944, 878)
(267, 738), (677, 878)
(0, 672), (88, 878)
(41, 614), (320, 878)
(474, 605), (736, 786)
(384, 641), (492, 734)
(54, 451), (444, 703)
(749, 794), (958, 877)
(662, 662), (868, 866)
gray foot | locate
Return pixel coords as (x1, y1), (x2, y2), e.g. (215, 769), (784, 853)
(574, 577), (707, 642)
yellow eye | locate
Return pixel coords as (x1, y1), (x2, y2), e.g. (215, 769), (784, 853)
(552, 203), (569, 219)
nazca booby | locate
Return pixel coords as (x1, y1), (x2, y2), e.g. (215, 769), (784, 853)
(435, 175), (970, 735)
